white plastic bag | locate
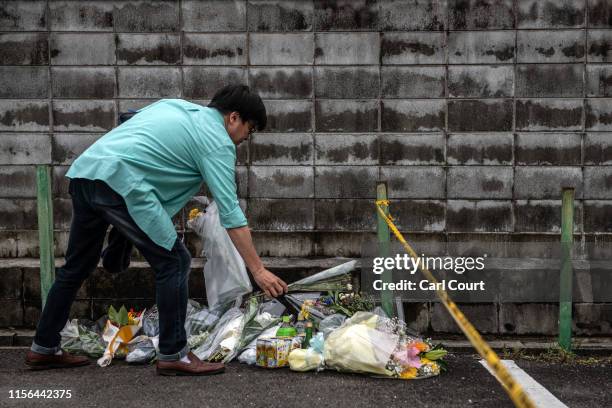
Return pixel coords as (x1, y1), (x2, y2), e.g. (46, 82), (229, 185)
(188, 199), (252, 308)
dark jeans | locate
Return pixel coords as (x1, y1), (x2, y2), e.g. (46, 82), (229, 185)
(32, 178), (191, 361)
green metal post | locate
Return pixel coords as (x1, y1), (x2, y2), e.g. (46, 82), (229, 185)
(36, 165), (54, 308)
(559, 188), (574, 351)
(376, 182), (394, 318)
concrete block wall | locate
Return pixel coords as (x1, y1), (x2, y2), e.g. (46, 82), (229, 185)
(1, 1), (611, 334)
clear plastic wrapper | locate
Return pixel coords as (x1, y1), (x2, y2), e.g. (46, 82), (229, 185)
(60, 319), (105, 358)
(126, 336), (157, 364)
(319, 314), (347, 338)
(191, 307), (245, 362)
(187, 198), (252, 308)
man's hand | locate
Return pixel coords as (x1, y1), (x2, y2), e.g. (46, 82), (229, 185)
(252, 267), (288, 298)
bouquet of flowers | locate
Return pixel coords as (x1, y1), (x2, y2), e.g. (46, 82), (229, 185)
(388, 339), (447, 379)
(97, 305), (146, 367)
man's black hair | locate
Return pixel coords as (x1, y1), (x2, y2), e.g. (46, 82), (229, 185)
(207, 85), (267, 131)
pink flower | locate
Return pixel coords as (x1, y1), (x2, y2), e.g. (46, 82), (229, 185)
(393, 345), (422, 369)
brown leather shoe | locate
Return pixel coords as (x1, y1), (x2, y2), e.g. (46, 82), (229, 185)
(156, 352), (225, 376)
(25, 350), (90, 370)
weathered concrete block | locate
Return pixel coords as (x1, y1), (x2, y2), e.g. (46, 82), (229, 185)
(515, 64), (584, 97)
(0, 231), (18, 257)
(49, 1), (113, 31)
(315, 231), (378, 257)
(249, 166), (314, 198)
(315, 134), (377, 165)
(585, 132), (612, 164)
(52, 133), (102, 165)
(0, 300), (23, 327)
(0, 67), (48, 98)
(116, 33), (180, 65)
(514, 166), (583, 199)
(52, 100), (115, 132)
(249, 199), (314, 231)
(448, 99), (513, 131)
(516, 99), (583, 131)
(382, 100), (444, 132)
(0, 199), (37, 230)
(380, 0), (446, 30)
(113, 1), (178, 32)
(515, 133), (582, 165)
(0, 134), (51, 165)
(449, 0), (514, 29)
(0, 100), (49, 132)
(0, 166), (36, 198)
(448, 31), (515, 64)
(315, 199), (376, 231)
(315, 67), (379, 98)
(515, 200), (582, 233)
(0, 33), (48, 64)
(250, 133), (313, 165)
(0, 268), (23, 300)
(314, 33), (379, 65)
(316, 100), (378, 132)
(518, 30), (585, 62)
(587, 64), (612, 96)
(388, 199), (446, 231)
(251, 33), (314, 65)
(252, 231), (314, 257)
(499, 304), (558, 335)
(589, 0), (612, 27)
(183, 67), (246, 99)
(0, 0), (46, 31)
(381, 32), (445, 65)
(584, 201), (612, 232)
(52, 67), (115, 98)
(248, 0), (313, 31)
(51, 33), (115, 65)
(118, 67), (181, 98)
(447, 200), (513, 232)
(236, 165), (248, 198)
(314, 0), (378, 30)
(264, 100), (312, 132)
(586, 98), (612, 131)
(447, 133), (513, 165)
(573, 303), (612, 335)
(382, 66), (445, 98)
(53, 197), (72, 229)
(53, 165), (70, 198)
(448, 65), (513, 98)
(314, 166), (378, 198)
(448, 166), (513, 198)
(584, 167), (612, 199)
(380, 133), (445, 165)
(183, 33), (245, 65)
(91, 268), (155, 299)
(402, 302), (430, 333)
(118, 99), (157, 113)
(182, 0), (246, 32)
(518, 0), (585, 28)
(249, 67), (312, 98)
(432, 303), (498, 333)
(381, 166), (446, 199)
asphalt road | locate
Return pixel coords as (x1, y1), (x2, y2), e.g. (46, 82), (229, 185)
(0, 349), (609, 408)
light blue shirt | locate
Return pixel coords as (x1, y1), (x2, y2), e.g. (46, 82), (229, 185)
(66, 99), (247, 250)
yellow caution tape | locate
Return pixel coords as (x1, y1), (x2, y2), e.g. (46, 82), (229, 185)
(375, 200), (535, 408)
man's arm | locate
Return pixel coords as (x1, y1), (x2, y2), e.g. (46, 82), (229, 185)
(227, 226), (288, 298)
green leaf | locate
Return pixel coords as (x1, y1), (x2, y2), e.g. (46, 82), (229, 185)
(423, 349), (447, 361)
(108, 305), (118, 324)
(118, 305), (129, 326)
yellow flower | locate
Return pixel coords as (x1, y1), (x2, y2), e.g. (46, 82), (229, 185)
(420, 357), (432, 365)
(400, 367), (418, 379)
(188, 208), (201, 221)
